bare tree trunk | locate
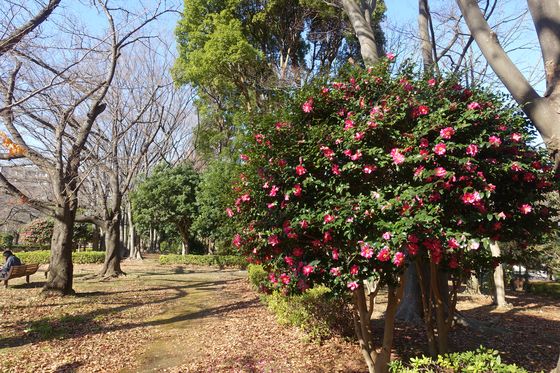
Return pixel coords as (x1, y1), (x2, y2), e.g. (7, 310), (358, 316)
(98, 219), (125, 278)
(490, 240), (508, 308)
(342, 0), (381, 65)
(43, 209), (75, 295)
(127, 203), (142, 260)
(457, 0), (560, 167)
(418, 0), (434, 71)
(464, 273), (481, 294)
(92, 225), (100, 251)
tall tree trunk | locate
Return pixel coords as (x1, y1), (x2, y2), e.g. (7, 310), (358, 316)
(178, 224), (190, 255)
(43, 207), (75, 295)
(395, 265), (423, 322)
(342, 0), (381, 65)
(98, 219), (125, 278)
(464, 272), (481, 294)
(92, 225), (100, 251)
(126, 201), (142, 260)
(418, 0), (435, 71)
(490, 240), (508, 307)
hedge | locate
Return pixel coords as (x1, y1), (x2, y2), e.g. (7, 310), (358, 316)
(388, 347), (528, 372)
(16, 250), (105, 264)
(159, 254), (247, 269)
(527, 281), (560, 298)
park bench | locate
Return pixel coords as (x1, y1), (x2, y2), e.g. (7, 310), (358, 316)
(2, 264), (39, 288)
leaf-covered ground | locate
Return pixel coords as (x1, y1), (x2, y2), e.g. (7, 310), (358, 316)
(0, 258), (558, 372)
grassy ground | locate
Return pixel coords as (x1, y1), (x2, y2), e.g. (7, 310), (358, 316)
(1, 258), (559, 372)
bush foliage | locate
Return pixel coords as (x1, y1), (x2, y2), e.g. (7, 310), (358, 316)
(16, 251), (105, 264)
(159, 254), (247, 269)
(388, 347), (528, 372)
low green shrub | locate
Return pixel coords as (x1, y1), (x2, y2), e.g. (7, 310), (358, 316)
(159, 254), (247, 269)
(16, 250), (105, 264)
(526, 281), (560, 298)
(247, 264), (268, 290)
(389, 347), (528, 373)
(0, 233), (14, 247)
(264, 286), (353, 341)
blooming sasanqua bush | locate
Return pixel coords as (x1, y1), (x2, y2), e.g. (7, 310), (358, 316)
(231, 59), (556, 296)
(229, 58), (557, 371)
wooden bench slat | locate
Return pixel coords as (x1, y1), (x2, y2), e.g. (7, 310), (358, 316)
(3, 264), (39, 288)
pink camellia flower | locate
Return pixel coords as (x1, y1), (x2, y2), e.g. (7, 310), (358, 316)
(497, 211), (507, 220)
(344, 118), (355, 130)
(447, 238), (460, 249)
(300, 220), (309, 229)
(240, 193), (251, 202)
(269, 185), (279, 197)
(324, 214), (335, 224)
(435, 167), (447, 178)
(354, 132), (365, 141)
(386, 52), (395, 60)
(382, 231), (392, 240)
(343, 149), (352, 157)
(488, 135), (502, 146)
(268, 235), (280, 246)
(511, 133), (522, 142)
(295, 164), (307, 176)
(392, 252), (405, 267)
(347, 281), (360, 291)
(466, 144), (479, 157)
(232, 234), (242, 248)
(255, 133), (265, 144)
(414, 165), (425, 178)
(391, 148), (405, 165)
(467, 102), (481, 110)
(302, 98), (313, 113)
(350, 264), (359, 275)
(330, 267), (341, 276)
(324, 230), (333, 243)
(350, 150), (363, 161)
(415, 105), (430, 116)
(360, 243), (374, 259)
(293, 247), (304, 257)
(280, 273), (291, 285)
(293, 184), (302, 197)
(267, 202), (276, 209)
(440, 127), (455, 139)
(428, 78), (437, 87)
(377, 247), (391, 262)
(332, 164), (341, 175)
(434, 143), (446, 155)
(240, 154), (249, 161)
(519, 204), (532, 214)
(268, 273), (277, 284)
(302, 265), (314, 276)
(461, 191), (482, 204)
(332, 248), (339, 260)
(363, 165), (377, 174)
(275, 121), (288, 130)
(284, 256), (294, 266)
(226, 208), (234, 218)
(510, 162), (522, 172)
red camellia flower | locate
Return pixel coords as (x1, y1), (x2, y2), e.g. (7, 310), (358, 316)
(363, 165), (377, 174)
(377, 247), (391, 262)
(392, 252), (405, 267)
(434, 167), (447, 178)
(302, 265), (314, 276)
(332, 164), (341, 175)
(293, 184), (302, 196)
(488, 135), (502, 146)
(511, 133), (522, 142)
(350, 265), (359, 275)
(461, 191), (482, 204)
(268, 235), (280, 246)
(295, 164), (307, 176)
(324, 214), (335, 224)
(233, 234), (242, 247)
(467, 102), (481, 110)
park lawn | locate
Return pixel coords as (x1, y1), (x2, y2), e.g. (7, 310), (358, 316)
(0, 257), (558, 372)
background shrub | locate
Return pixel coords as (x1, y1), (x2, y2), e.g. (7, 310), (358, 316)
(159, 254), (247, 269)
(16, 250), (105, 264)
(388, 347), (528, 372)
(264, 286), (353, 341)
(247, 264), (269, 290)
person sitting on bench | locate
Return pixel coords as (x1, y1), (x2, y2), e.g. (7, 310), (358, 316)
(1, 250), (22, 278)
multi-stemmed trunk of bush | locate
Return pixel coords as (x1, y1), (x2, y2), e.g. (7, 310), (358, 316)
(415, 259), (460, 357)
(352, 276), (404, 373)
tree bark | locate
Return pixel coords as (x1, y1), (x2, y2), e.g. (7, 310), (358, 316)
(457, 0), (560, 167)
(178, 224), (191, 255)
(490, 240), (508, 308)
(342, 0), (381, 65)
(126, 202), (142, 260)
(98, 219), (125, 278)
(464, 272), (481, 294)
(418, 0), (435, 72)
(43, 209), (75, 295)
(395, 265), (423, 323)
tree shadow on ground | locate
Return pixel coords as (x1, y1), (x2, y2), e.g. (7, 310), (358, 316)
(0, 278), (245, 349)
(383, 291), (560, 372)
(53, 361), (83, 372)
